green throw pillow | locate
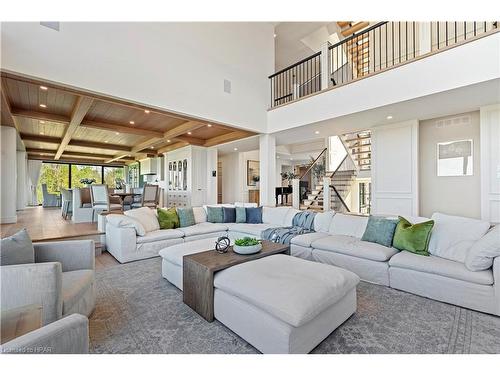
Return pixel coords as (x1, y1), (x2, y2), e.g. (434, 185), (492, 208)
(361, 216), (399, 248)
(393, 216), (434, 256)
(207, 206), (224, 223)
(235, 207), (246, 223)
(157, 208), (180, 229)
(177, 207), (196, 227)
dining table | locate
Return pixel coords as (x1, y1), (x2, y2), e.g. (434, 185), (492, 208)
(110, 192), (142, 210)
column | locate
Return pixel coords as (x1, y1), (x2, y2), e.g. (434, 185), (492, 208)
(1, 126), (18, 223)
(322, 176), (331, 212)
(320, 41), (332, 90)
(292, 178), (300, 209)
(206, 148), (218, 205)
(16, 151), (27, 210)
(259, 134), (276, 207)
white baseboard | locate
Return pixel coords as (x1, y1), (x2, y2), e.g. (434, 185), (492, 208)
(1, 216), (17, 224)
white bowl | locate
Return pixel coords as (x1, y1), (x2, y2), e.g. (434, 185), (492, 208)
(233, 243), (262, 255)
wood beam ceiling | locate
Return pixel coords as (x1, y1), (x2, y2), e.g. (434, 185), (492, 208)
(203, 131), (252, 147)
(20, 133), (132, 152)
(27, 154), (126, 166)
(11, 107), (70, 124)
(54, 96), (94, 159)
(25, 148), (135, 161)
(1, 87), (19, 130)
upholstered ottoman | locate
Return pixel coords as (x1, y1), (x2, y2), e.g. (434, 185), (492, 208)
(159, 237), (222, 290)
(213, 254), (359, 354)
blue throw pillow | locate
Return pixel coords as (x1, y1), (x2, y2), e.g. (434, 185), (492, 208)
(176, 207), (196, 227)
(207, 206), (224, 223)
(246, 207), (263, 224)
(223, 207), (236, 223)
(235, 207), (246, 223)
(361, 216), (399, 248)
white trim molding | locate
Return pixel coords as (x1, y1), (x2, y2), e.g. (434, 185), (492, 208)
(371, 120), (419, 216)
(480, 103), (500, 223)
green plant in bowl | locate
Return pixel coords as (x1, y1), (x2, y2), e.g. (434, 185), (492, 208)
(233, 237), (262, 255)
(234, 237), (260, 246)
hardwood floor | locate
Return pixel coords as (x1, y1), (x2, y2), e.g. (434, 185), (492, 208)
(0, 206), (101, 241)
(95, 252), (120, 270)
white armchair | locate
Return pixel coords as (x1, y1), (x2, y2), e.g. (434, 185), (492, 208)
(72, 188), (93, 223)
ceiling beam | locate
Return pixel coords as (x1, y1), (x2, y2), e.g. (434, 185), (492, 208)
(25, 148), (135, 161)
(20, 133), (132, 152)
(11, 107), (70, 124)
(131, 121), (205, 153)
(80, 119), (164, 137)
(171, 135), (206, 146)
(55, 96), (94, 159)
(157, 141), (189, 154)
(203, 131), (252, 147)
(27, 154), (126, 166)
(1, 86), (19, 130)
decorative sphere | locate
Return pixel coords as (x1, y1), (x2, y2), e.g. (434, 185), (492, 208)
(215, 236), (231, 253)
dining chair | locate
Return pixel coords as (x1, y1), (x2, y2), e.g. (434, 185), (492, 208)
(41, 184), (61, 208)
(90, 184), (122, 222)
(60, 188), (73, 219)
(141, 184), (159, 208)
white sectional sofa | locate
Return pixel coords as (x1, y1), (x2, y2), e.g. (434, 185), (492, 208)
(291, 212), (500, 316)
(105, 205), (300, 264)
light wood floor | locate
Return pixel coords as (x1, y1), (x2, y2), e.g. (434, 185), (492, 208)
(0, 206), (101, 241)
(95, 251), (120, 270)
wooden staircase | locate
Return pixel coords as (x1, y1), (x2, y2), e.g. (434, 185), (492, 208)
(336, 21), (371, 79)
(342, 130), (371, 171)
(300, 170), (356, 212)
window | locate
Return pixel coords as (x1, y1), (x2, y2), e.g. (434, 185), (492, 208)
(36, 163), (70, 204)
(71, 165), (102, 188)
(104, 167), (124, 188)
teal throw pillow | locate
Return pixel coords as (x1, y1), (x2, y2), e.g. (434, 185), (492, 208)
(177, 207), (196, 227)
(207, 206), (224, 223)
(235, 207), (246, 223)
(361, 216), (399, 248)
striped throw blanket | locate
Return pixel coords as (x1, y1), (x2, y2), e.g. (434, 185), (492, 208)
(261, 211), (317, 245)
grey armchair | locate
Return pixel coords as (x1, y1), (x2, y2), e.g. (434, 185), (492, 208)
(1, 240), (96, 326)
(1, 313), (89, 354)
(42, 184), (61, 208)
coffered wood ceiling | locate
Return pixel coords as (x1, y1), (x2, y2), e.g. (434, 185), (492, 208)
(1, 72), (255, 166)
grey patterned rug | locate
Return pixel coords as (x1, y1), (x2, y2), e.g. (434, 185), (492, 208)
(89, 256), (500, 354)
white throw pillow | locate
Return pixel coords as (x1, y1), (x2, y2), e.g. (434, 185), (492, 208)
(314, 211), (336, 233)
(192, 207), (207, 224)
(106, 214), (146, 236)
(284, 208), (301, 226)
(124, 207), (159, 233)
(465, 225), (500, 271)
(328, 214), (369, 238)
(262, 207), (290, 225)
(428, 212), (491, 263)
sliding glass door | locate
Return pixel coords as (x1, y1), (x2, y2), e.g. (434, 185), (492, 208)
(71, 165), (102, 188)
(36, 163), (70, 205)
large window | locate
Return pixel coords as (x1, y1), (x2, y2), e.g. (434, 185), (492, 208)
(104, 167), (124, 188)
(71, 165), (102, 188)
(36, 163), (70, 204)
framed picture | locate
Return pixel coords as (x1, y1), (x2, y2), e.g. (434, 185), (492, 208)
(437, 139), (473, 176)
(247, 160), (260, 186)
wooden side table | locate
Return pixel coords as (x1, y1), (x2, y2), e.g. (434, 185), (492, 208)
(183, 241), (290, 322)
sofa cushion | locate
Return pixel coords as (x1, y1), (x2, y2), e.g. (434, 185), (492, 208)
(0, 229), (34, 266)
(393, 216), (434, 256)
(328, 214), (369, 238)
(214, 254), (359, 327)
(192, 207), (207, 224)
(157, 208), (179, 229)
(106, 214), (146, 236)
(428, 213), (491, 263)
(235, 202), (258, 208)
(311, 235), (399, 262)
(159, 237), (221, 266)
(207, 206), (224, 223)
(62, 269), (94, 314)
(361, 216), (399, 248)
(226, 223), (280, 237)
(246, 207), (263, 224)
(465, 225), (500, 271)
(291, 232), (330, 248)
(177, 207), (196, 227)
(284, 208), (301, 226)
(124, 207), (159, 233)
(178, 222), (228, 237)
(262, 207), (290, 225)
(223, 207), (236, 223)
(235, 207), (246, 223)
(389, 251), (493, 285)
(136, 229), (185, 244)
(314, 211), (336, 233)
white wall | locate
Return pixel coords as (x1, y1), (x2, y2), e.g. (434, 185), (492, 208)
(268, 33), (500, 133)
(480, 104), (500, 223)
(419, 111), (481, 218)
(371, 120), (419, 216)
(1, 126), (17, 223)
(1, 22), (274, 133)
(16, 151), (27, 210)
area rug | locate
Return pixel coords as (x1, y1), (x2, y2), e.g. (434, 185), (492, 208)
(89, 257), (500, 354)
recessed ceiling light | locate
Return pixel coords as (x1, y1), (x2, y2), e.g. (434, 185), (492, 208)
(386, 115), (393, 120)
(315, 130), (320, 134)
(207, 124), (212, 127)
(167, 139), (171, 143)
(105, 141), (109, 143)
(234, 148), (238, 151)
(40, 86), (48, 90)
(39, 104), (47, 108)
(40, 132), (44, 135)
(115, 132), (119, 135)
(40, 120), (45, 124)
(187, 132), (192, 135)
(144, 110), (150, 114)
(129, 121), (135, 125)
(274, 33), (277, 38)
(150, 146), (154, 149)
(277, 156), (280, 159)
(290, 158), (293, 160)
